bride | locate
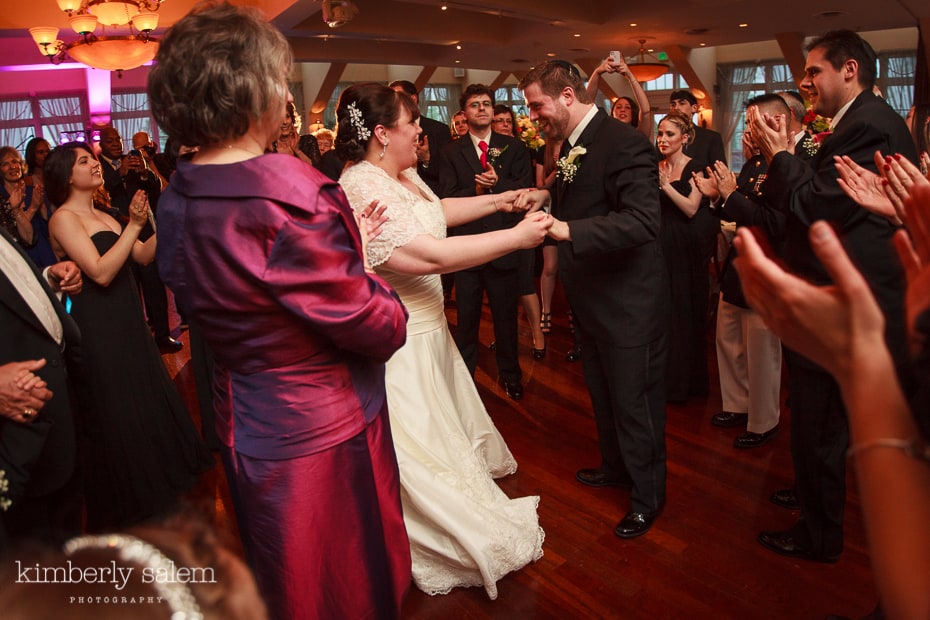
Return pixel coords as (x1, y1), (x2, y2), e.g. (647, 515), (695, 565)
(337, 83), (550, 599)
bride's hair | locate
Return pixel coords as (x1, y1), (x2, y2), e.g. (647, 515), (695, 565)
(335, 83), (419, 162)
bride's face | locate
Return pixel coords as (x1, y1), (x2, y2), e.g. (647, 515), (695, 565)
(384, 107), (421, 169)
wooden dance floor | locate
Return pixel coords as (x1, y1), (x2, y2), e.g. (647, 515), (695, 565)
(163, 300), (877, 619)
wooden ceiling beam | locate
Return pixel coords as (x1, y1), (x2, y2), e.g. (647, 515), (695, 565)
(775, 31), (809, 93)
(308, 62), (347, 117)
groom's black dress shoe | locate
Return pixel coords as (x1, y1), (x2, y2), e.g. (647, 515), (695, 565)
(734, 425), (779, 449)
(501, 380), (523, 401)
(575, 468), (631, 488)
(770, 488), (800, 510)
(757, 530), (840, 563)
(614, 509), (660, 539)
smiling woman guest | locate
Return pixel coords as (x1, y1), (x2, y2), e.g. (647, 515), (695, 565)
(656, 112), (713, 402)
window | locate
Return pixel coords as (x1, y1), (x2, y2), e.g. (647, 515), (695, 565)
(493, 86), (526, 116)
(718, 61), (797, 169)
(423, 85), (461, 124)
(0, 93), (89, 151)
(110, 91), (162, 150)
(877, 51), (916, 118)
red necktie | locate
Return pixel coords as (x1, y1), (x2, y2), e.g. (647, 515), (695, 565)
(479, 140), (489, 169)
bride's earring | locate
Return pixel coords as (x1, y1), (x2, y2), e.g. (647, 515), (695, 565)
(379, 140), (389, 159)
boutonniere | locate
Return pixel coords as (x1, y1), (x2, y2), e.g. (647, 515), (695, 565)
(0, 468), (11, 512)
(486, 145), (508, 169)
(557, 145), (587, 183)
(802, 130), (832, 156)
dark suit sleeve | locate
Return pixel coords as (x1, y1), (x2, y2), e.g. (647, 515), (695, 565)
(569, 127), (661, 257)
(437, 140), (470, 198)
(493, 139), (533, 192)
(709, 131), (727, 166)
(765, 110), (915, 230)
(720, 191), (785, 242)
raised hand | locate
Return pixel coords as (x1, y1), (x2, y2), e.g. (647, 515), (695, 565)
(127, 190), (150, 228)
(835, 153), (899, 223)
(692, 167), (719, 202)
(893, 183), (930, 349)
(358, 199), (389, 242)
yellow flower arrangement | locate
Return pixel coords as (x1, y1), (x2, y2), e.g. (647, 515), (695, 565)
(516, 114), (545, 150)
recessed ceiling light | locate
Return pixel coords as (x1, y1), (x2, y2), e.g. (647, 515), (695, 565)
(630, 23), (637, 27)
(456, 45), (462, 50)
(546, 52), (556, 57)
(455, 59), (461, 63)
(739, 23), (748, 28)
(441, 4), (448, 10)
(573, 33), (581, 37)
(699, 43), (706, 46)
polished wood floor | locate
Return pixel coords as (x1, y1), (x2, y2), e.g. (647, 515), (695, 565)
(162, 298), (878, 620)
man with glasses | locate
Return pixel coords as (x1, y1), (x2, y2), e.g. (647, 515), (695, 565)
(437, 84), (533, 400)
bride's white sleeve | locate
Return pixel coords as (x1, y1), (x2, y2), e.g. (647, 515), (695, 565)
(340, 166), (428, 268)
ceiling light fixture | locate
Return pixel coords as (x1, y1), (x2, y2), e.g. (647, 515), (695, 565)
(321, 0), (358, 28)
(29, 0), (162, 74)
(627, 39), (670, 82)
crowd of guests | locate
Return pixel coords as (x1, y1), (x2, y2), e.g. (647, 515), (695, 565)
(2, 2), (930, 617)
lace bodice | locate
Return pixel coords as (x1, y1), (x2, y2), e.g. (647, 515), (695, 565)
(340, 161), (447, 268)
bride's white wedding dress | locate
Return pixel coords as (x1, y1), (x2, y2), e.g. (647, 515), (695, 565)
(340, 161), (544, 599)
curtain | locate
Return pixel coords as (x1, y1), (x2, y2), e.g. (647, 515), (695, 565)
(718, 64), (760, 166)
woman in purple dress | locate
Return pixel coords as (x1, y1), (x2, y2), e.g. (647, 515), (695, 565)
(149, 5), (411, 620)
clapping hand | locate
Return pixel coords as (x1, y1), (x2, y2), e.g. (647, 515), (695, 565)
(746, 105), (789, 162)
(893, 183), (930, 351)
(836, 151), (930, 225)
(474, 166), (498, 191)
(357, 199), (389, 242)
(127, 190), (150, 227)
(692, 168), (720, 202)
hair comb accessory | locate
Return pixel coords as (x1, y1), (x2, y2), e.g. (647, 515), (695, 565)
(347, 101), (371, 142)
(64, 534), (204, 620)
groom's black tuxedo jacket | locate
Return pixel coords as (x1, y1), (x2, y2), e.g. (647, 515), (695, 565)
(0, 228), (81, 508)
(554, 109), (668, 347)
(437, 131), (533, 270)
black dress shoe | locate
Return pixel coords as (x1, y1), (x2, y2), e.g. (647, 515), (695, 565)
(532, 347), (546, 360)
(157, 337), (183, 352)
(757, 530), (839, 563)
(501, 380), (523, 401)
(566, 345), (581, 362)
(614, 510), (660, 539)
(734, 425), (779, 449)
(711, 411), (748, 428)
(575, 468), (631, 488)
(770, 488), (800, 510)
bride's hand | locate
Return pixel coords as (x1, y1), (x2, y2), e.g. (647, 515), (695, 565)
(513, 211), (553, 248)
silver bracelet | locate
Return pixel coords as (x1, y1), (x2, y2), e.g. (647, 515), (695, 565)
(846, 437), (930, 463)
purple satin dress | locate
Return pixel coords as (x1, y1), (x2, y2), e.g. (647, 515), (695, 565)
(157, 154), (411, 619)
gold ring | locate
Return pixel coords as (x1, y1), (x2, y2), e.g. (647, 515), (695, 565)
(23, 408), (35, 418)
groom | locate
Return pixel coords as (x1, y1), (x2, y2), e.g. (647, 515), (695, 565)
(518, 61), (669, 538)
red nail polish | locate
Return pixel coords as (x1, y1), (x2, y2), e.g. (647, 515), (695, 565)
(884, 165), (891, 171)
(885, 156), (893, 163)
(894, 154), (902, 160)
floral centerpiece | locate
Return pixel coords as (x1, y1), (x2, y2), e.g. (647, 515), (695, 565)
(516, 114), (545, 150)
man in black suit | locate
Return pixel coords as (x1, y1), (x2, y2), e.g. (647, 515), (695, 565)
(98, 126), (181, 352)
(0, 227), (82, 554)
(670, 89), (727, 166)
(389, 80), (453, 196)
(749, 29), (916, 562)
(437, 84), (533, 400)
(519, 61), (668, 538)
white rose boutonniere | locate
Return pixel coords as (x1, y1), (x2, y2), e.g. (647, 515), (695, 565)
(557, 145), (587, 183)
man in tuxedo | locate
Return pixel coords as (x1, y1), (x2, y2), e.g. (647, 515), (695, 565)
(389, 80), (453, 196)
(748, 29), (916, 562)
(518, 61), (668, 538)
(0, 228), (82, 554)
(670, 89), (727, 166)
(437, 83), (533, 400)
(98, 126), (181, 352)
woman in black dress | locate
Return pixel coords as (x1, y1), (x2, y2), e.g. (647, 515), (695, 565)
(657, 112), (713, 402)
(46, 143), (213, 530)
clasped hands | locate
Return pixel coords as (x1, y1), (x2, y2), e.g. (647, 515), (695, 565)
(0, 359), (53, 424)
